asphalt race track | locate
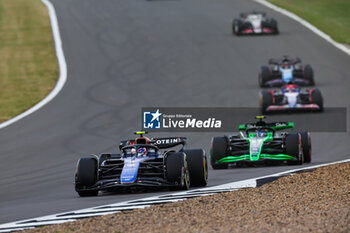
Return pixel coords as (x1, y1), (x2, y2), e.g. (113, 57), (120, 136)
(0, 0), (349, 224)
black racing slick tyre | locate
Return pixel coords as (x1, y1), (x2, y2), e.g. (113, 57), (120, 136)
(75, 158), (98, 197)
(259, 66), (271, 87)
(184, 149), (208, 187)
(270, 18), (279, 34)
(260, 90), (272, 114)
(311, 88), (323, 111)
(300, 132), (312, 163)
(166, 152), (190, 190)
(303, 64), (314, 85)
(232, 19), (243, 35)
(210, 137), (229, 169)
(286, 134), (303, 165)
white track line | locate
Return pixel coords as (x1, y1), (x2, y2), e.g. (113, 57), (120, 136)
(1, 158), (349, 232)
(0, 0), (67, 129)
(208, 158), (350, 190)
(255, 0), (350, 56)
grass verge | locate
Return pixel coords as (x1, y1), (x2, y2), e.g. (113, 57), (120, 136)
(268, 0), (350, 44)
(0, 0), (58, 123)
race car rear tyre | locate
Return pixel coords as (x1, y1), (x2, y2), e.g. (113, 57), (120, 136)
(311, 88), (323, 111)
(263, 18), (278, 34)
(303, 65), (314, 85)
(300, 132), (312, 163)
(232, 19), (242, 35)
(260, 90), (272, 114)
(210, 136), (229, 169)
(166, 152), (190, 190)
(75, 158), (98, 197)
(286, 134), (303, 165)
(184, 149), (208, 187)
(259, 66), (272, 87)
(270, 18), (278, 34)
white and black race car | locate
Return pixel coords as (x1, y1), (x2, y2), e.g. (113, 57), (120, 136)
(260, 84), (323, 114)
(232, 11), (278, 35)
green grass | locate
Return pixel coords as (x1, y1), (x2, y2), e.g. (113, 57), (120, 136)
(268, 0), (350, 44)
(0, 0), (58, 123)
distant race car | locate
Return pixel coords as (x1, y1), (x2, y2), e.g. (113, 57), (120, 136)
(75, 132), (208, 197)
(260, 84), (323, 113)
(210, 116), (311, 169)
(232, 11), (278, 35)
(259, 56), (315, 87)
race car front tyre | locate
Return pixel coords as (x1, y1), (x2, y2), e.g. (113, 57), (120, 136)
(184, 149), (208, 187)
(303, 65), (314, 85)
(259, 66), (272, 87)
(311, 88), (323, 111)
(75, 158), (98, 197)
(286, 134), (303, 165)
(300, 132), (312, 163)
(166, 152), (190, 190)
(210, 136), (229, 169)
(260, 90), (272, 114)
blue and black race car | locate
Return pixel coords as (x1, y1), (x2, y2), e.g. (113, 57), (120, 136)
(259, 56), (315, 87)
(75, 132), (207, 196)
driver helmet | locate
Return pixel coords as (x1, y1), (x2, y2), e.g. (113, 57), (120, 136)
(131, 148), (136, 156)
(257, 129), (267, 137)
(282, 84), (298, 92)
(137, 147), (147, 157)
(282, 61), (291, 69)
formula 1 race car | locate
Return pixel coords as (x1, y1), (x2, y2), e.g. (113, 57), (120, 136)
(260, 84), (323, 113)
(232, 11), (278, 35)
(210, 116), (311, 169)
(75, 132), (208, 196)
(259, 56), (315, 87)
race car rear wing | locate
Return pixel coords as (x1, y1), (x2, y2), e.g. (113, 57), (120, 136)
(119, 137), (187, 150)
(238, 122), (294, 131)
(240, 11), (266, 18)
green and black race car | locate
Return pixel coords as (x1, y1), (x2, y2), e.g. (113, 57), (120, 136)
(210, 116), (311, 169)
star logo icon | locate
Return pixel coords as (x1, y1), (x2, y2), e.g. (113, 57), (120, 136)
(150, 109), (162, 122)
